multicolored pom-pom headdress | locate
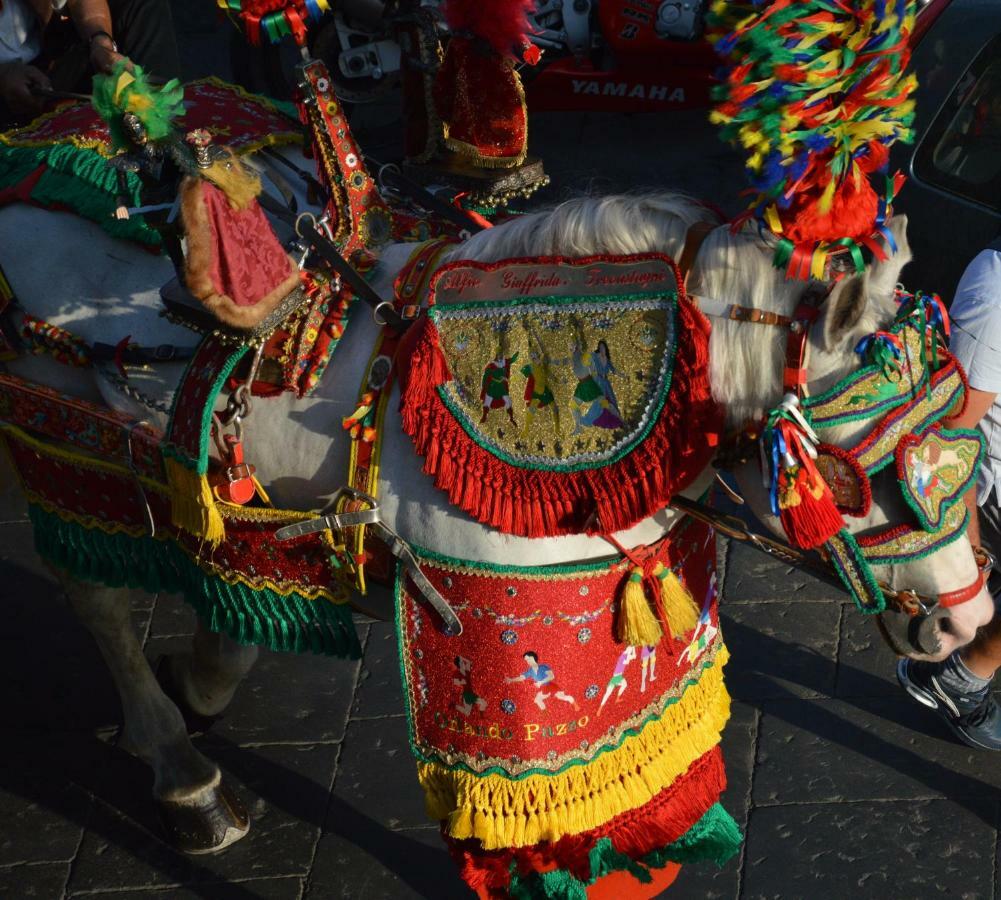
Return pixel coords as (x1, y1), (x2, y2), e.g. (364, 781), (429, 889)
(708, 0), (918, 280)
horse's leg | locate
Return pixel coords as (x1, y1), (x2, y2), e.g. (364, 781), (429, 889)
(163, 618), (260, 719)
(56, 572), (250, 853)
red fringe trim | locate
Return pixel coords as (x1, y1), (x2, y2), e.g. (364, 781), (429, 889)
(399, 299), (723, 538)
(444, 745), (727, 899)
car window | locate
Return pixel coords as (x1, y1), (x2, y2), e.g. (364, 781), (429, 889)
(913, 33), (1001, 215)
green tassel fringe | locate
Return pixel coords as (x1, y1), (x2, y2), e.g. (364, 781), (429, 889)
(508, 803), (742, 900)
(0, 142), (161, 246)
(29, 504), (361, 658)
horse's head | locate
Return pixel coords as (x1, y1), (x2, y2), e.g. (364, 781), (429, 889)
(692, 216), (994, 660)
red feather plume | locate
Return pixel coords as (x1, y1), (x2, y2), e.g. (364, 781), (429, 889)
(440, 0), (537, 59)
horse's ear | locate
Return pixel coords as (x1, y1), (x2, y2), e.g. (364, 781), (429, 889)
(867, 214), (912, 300)
(822, 274), (868, 350)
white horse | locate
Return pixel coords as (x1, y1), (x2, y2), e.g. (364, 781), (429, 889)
(0, 157), (993, 851)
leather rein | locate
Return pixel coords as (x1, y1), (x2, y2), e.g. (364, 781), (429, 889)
(671, 221), (990, 617)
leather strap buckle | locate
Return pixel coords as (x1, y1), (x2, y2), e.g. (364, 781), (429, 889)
(274, 486), (382, 541)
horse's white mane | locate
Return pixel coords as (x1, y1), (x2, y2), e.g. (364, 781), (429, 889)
(445, 192), (711, 263)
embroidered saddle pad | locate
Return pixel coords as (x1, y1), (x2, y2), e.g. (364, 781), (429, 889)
(399, 254), (722, 538)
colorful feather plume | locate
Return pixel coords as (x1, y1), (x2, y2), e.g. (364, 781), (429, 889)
(440, 0), (538, 60)
(92, 61), (184, 150)
(708, 0), (918, 280)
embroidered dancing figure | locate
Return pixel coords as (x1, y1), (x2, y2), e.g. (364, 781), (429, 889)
(520, 350), (560, 436)
(454, 655), (489, 716)
(570, 340), (624, 433)
(505, 650), (579, 711)
(640, 644), (658, 693)
(480, 351), (519, 425)
(598, 645), (637, 713)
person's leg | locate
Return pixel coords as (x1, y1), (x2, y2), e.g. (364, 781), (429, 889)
(106, 0), (181, 80)
(898, 500), (1001, 750)
(951, 500), (1001, 679)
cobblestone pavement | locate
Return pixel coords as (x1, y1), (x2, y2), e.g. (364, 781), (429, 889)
(3, 11), (1001, 900)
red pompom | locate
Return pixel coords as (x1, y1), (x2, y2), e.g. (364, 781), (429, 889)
(440, 0), (537, 59)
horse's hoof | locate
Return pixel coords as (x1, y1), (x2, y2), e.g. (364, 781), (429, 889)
(155, 778), (250, 854)
(154, 655), (222, 737)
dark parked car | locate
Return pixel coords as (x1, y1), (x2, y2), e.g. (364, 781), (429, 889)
(897, 0), (1001, 295)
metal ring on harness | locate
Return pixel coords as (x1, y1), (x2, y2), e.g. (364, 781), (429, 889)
(372, 300), (395, 327)
(294, 211), (318, 240)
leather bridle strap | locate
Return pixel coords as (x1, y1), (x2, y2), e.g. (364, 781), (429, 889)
(678, 220), (714, 292)
(938, 571), (985, 608)
(679, 222), (808, 330)
(669, 494), (991, 614)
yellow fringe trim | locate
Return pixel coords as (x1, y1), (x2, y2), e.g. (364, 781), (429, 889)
(418, 646), (731, 850)
(164, 457), (225, 547)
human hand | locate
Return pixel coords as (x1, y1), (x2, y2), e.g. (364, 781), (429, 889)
(113, 204), (131, 220)
(0, 62), (52, 117)
(89, 34), (126, 75)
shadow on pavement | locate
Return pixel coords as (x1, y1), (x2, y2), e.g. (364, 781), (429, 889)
(722, 614), (1000, 828)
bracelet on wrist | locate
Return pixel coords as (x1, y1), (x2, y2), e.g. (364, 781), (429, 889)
(89, 30), (118, 53)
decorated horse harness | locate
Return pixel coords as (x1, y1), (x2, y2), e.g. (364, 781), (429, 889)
(677, 224), (991, 656)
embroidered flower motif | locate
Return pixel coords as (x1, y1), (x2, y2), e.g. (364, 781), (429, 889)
(585, 684), (599, 700)
(501, 699), (516, 714)
(579, 585), (589, 596)
(543, 616), (554, 626)
(506, 586), (517, 597)
(577, 628), (592, 644)
(473, 608), (483, 618)
(500, 629), (518, 645)
(579, 740), (589, 750)
(443, 576), (454, 589)
(547, 750), (558, 761)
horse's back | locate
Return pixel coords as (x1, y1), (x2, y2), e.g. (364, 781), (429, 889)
(0, 204), (191, 349)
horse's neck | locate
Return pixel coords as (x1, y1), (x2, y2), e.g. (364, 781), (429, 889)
(248, 241), (718, 567)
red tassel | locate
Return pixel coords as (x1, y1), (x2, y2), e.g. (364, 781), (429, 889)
(778, 464), (844, 549)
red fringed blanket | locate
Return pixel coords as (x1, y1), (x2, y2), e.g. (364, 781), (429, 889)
(399, 254), (723, 538)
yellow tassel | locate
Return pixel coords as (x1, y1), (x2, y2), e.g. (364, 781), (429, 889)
(164, 456), (225, 546)
(618, 567), (663, 647)
(419, 646), (731, 849)
(654, 562), (700, 639)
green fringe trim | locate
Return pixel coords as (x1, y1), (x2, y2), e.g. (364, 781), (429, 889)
(29, 503), (361, 658)
(0, 143), (161, 246)
(507, 803), (742, 900)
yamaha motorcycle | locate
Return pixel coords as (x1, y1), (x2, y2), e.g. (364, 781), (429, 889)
(320, 0), (716, 111)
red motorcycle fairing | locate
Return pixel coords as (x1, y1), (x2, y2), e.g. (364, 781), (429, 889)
(525, 0), (717, 113)
(525, 58), (711, 112)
